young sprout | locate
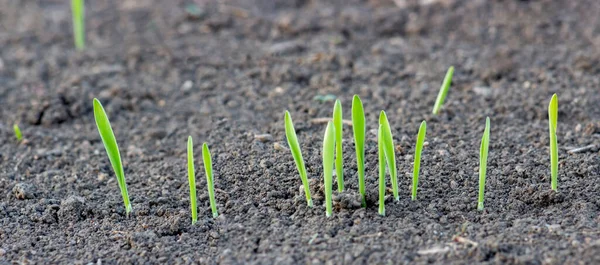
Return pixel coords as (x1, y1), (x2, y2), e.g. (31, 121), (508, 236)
(478, 117), (491, 211)
(71, 0), (85, 50)
(284, 111), (313, 207)
(322, 121), (335, 217)
(93, 98), (131, 215)
(411, 121), (427, 201)
(378, 124), (386, 216)
(548, 94), (558, 191)
(333, 100), (344, 192)
(432, 66), (455, 115)
(202, 143), (218, 218)
(187, 136), (198, 225)
(379, 111), (398, 201)
(13, 124), (22, 141)
(351, 95), (366, 207)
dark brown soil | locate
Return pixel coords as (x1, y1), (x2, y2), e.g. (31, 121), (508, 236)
(1, 0), (599, 264)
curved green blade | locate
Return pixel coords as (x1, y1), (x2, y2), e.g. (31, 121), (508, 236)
(284, 111), (313, 207)
(379, 111), (398, 201)
(351, 95), (366, 207)
(323, 121), (335, 217)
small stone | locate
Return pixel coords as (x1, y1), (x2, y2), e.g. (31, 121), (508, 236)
(13, 183), (36, 199)
(254, 134), (273, 142)
(180, 80), (193, 91)
(0, 248), (5, 256)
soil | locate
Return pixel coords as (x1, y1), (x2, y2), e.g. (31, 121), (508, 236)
(1, 0), (599, 264)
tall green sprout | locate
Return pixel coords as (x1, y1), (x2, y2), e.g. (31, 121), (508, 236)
(13, 124), (22, 141)
(93, 98), (131, 215)
(379, 111), (398, 201)
(411, 121), (427, 201)
(432, 66), (454, 115)
(71, 0), (85, 50)
(187, 136), (198, 224)
(202, 143), (218, 218)
(284, 111), (313, 207)
(378, 124), (386, 216)
(478, 117), (490, 211)
(548, 94), (558, 191)
(351, 95), (366, 207)
(323, 121), (335, 217)
(333, 100), (344, 192)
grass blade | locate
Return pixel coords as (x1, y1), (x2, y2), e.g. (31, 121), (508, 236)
(548, 94), (558, 191)
(71, 0), (85, 50)
(13, 124), (22, 141)
(323, 121), (336, 217)
(379, 111), (398, 201)
(333, 100), (344, 192)
(411, 121), (427, 201)
(188, 136), (198, 224)
(432, 66), (455, 115)
(351, 95), (366, 207)
(378, 124), (386, 216)
(202, 143), (218, 218)
(284, 111), (313, 207)
(93, 98), (131, 214)
(478, 117), (490, 211)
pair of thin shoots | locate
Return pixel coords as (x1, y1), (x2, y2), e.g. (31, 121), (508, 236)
(187, 137), (218, 224)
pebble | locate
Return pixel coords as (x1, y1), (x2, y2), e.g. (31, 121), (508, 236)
(13, 183), (36, 199)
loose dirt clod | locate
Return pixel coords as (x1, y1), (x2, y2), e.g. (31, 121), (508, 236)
(13, 183), (36, 200)
(58, 196), (86, 223)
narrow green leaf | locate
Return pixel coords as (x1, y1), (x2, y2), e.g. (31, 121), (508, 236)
(13, 124), (22, 141)
(93, 98), (131, 214)
(432, 66), (455, 115)
(379, 111), (398, 201)
(411, 121), (427, 201)
(284, 111), (313, 207)
(323, 121), (336, 217)
(548, 94), (558, 191)
(188, 136), (197, 225)
(202, 143), (218, 218)
(351, 95), (366, 207)
(378, 124), (386, 216)
(71, 0), (85, 50)
(478, 117), (490, 211)
(333, 100), (344, 192)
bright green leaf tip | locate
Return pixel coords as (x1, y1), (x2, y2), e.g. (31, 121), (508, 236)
(411, 120), (427, 201)
(333, 100), (344, 192)
(323, 121), (336, 217)
(188, 136), (198, 225)
(379, 111), (398, 201)
(351, 95), (366, 207)
(13, 124), (22, 141)
(284, 111), (313, 207)
(478, 117), (490, 211)
(432, 66), (454, 115)
(202, 142), (219, 218)
(548, 94), (558, 191)
(93, 98), (131, 215)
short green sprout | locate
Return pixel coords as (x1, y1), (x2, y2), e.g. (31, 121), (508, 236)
(548, 94), (558, 191)
(379, 111), (398, 201)
(377, 124), (386, 216)
(322, 121), (335, 217)
(478, 117), (490, 211)
(284, 111), (313, 207)
(333, 100), (344, 192)
(13, 124), (22, 141)
(351, 95), (366, 207)
(202, 143), (218, 218)
(71, 0), (85, 50)
(93, 98), (131, 215)
(411, 121), (427, 201)
(432, 66), (454, 115)
(187, 136), (198, 224)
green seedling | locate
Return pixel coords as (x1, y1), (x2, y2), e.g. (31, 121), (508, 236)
(13, 124), (22, 141)
(187, 136), (198, 224)
(284, 111), (313, 207)
(548, 94), (558, 191)
(379, 111), (398, 201)
(93, 98), (131, 215)
(411, 121), (427, 201)
(202, 143), (218, 218)
(71, 0), (85, 50)
(378, 124), (386, 216)
(478, 117), (491, 211)
(351, 95), (366, 207)
(432, 66), (455, 115)
(313, 94), (336, 103)
(333, 100), (344, 192)
(322, 121), (335, 217)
